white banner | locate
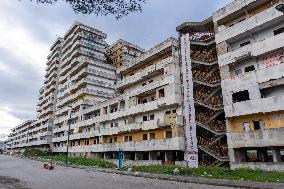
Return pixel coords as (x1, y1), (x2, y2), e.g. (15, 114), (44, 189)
(180, 33), (198, 168)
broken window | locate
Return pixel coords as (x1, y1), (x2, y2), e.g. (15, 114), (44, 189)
(244, 65), (255, 73)
(166, 131), (172, 138)
(158, 88), (165, 98)
(129, 135), (132, 142)
(114, 137), (117, 143)
(149, 133), (155, 140)
(111, 123), (113, 128)
(143, 134), (148, 140)
(253, 120), (265, 130)
(124, 136), (128, 142)
(150, 96), (155, 101)
(150, 114), (155, 120)
(240, 41), (250, 47)
(143, 116), (148, 121)
(120, 100), (125, 110)
(274, 27), (284, 36)
(232, 90), (250, 103)
(142, 99), (147, 104)
(110, 138), (113, 143)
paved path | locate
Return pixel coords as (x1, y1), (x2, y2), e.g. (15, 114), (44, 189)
(0, 155), (241, 189)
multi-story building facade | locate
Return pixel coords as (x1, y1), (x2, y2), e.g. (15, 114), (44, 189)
(52, 37), (186, 165)
(177, 18), (229, 167)
(53, 22), (117, 151)
(8, 0), (284, 170)
(106, 39), (145, 68)
(6, 121), (34, 153)
(213, 0), (284, 170)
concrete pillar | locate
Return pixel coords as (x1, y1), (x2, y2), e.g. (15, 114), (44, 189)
(257, 149), (268, 162)
(272, 149), (282, 162)
(230, 148), (246, 163)
(219, 65), (230, 80)
(134, 152), (138, 161)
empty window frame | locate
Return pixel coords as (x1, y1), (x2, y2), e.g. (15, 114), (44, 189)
(274, 27), (284, 36)
(232, 90), (250, 103)
(143, 116), (148, 121)
(149, 133), (155, 140)
(240, 41), (251, 47)
(166, 131), (172, 138)
(253, 120), (265, 130)
(158, 88), (165, 98)
(143, 134), (148, 140)
(149, 114), (155, 120)
(244, 65), (255, 73)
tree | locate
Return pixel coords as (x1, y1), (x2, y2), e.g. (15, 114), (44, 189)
(30, 0), (146, 19)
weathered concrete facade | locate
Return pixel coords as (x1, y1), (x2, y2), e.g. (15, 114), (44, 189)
(177, 18), (229, 167)
(213, 0), (284, 171)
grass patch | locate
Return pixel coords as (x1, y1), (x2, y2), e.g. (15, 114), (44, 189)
(41, 155), (113, 168)
(131, 165), (284, 183)
(23, 149), (48, 157)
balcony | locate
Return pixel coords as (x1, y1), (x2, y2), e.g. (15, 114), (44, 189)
(225, 95), (284, 117)
(53, 137), (185, 153)
(116, 57), (172, 89)
(219, 32), (284, 67)
(117, 38), (178, 74)
(58, 88), (113, 107)
(216, 4), (284, 43)
(227, 128), (284, 148)
(80, 95), (181, 127)
(222, 63), (284, 92)
(69, 78), (115, 92)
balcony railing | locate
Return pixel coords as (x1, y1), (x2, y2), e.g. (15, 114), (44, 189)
(227, 128), (284, 148)
(216, 4), (283, 43)
(52, 137), (185, 153)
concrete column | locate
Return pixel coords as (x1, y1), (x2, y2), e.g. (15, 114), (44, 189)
(230, 148), (246, 163)
(219, 65), (230, 80)
(272, 149), (282, 162)
(257, 149), (268, 162)
(134, 152), (138, 161)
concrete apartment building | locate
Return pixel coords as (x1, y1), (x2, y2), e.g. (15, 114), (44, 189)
(177, 18), (229, 167)
(213, 0), (284, 170)
(106, 39), (145, 68)
(53, 23), (117, 151)
(52, 37), (186, 165)
(7, 0), (284, 170)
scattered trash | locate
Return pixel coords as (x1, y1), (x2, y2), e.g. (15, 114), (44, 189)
(173, 168), (180, 175)
(127, 167), (133, 172)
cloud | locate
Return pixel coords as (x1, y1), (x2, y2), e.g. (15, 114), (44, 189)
(0, 0), (232, 135)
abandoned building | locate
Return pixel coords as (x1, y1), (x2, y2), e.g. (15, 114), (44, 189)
(213, 0), (284, 170)
(7, 0), (284, 170)
(177, 18), (229, 167)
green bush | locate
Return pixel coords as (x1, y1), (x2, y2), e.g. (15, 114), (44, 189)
(41, 155), (113, 168)
(131, 165), (284, 183)
(23, 148), (48, 157)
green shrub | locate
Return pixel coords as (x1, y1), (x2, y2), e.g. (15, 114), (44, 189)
(23, 148), (48, 157)
(41, 155), (113, 168)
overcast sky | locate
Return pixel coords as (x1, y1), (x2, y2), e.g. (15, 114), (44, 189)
(0, 0), (232, 135)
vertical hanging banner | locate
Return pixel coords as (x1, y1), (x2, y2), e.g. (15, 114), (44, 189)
(180, 33), (199, 168)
